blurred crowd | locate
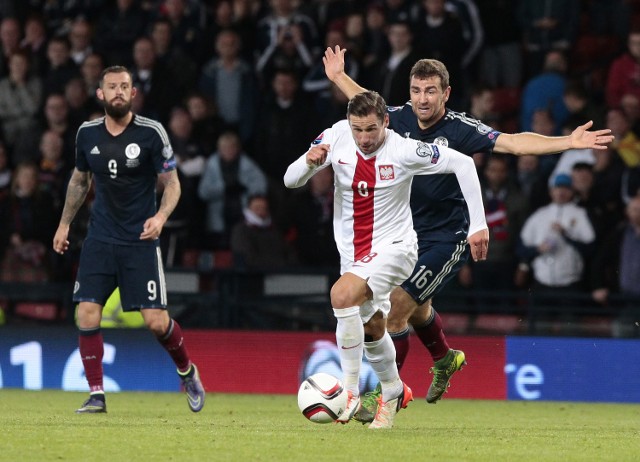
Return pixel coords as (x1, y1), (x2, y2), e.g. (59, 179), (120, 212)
(0, 0), (639, 309)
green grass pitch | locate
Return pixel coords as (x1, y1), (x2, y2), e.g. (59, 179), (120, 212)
(0, 389), (639, 462)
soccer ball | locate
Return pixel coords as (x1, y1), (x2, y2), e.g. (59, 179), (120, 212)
(297, 373), (347, 423)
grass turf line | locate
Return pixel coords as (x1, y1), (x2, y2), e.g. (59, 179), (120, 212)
(0, 389), (639, 462)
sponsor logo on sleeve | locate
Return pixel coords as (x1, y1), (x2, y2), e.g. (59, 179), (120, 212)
(312, 132), (324, 145)
(416, 142), (433, 158)
(476, 123), (492, 134)
(162, 145), (173, 159)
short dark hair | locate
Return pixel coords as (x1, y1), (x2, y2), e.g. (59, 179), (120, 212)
(99, 65), (133, 87)
(347, 91), (386, 122)
(410, 59), (450, 90)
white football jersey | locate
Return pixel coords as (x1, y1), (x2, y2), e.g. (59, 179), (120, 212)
(284, 120), (486, 262)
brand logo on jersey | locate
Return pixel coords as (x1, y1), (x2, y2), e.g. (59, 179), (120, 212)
(476, 123), (492, 135)
(388, 105), (402, 112)
(404, 132), (411, 138)
(74, 281), (79, 293)
(433, 136), (449, 147)
(338, 159), (349, 165)
(378, 164), (395, 180)
(312, 132), (324, 145)
(90, 146), (100, 155)
(125, 143), (141, 159)
(162, 145), (173, 159)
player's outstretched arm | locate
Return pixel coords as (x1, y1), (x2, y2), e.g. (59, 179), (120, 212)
(323, 45), (367, 100)
(494, 120), (614, 156)
(53, 168), (92, 254)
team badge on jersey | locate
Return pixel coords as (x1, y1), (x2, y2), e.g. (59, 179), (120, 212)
(433, 136), (449, 146)
(378, 164), (395, 180)
(125, 143), (141, 159)
(312, 132), (324, 145)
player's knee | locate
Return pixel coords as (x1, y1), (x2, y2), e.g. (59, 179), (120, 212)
(389, 288), (418, 321)
(75, 302), (102, 329)
(142, 310), (170, 335)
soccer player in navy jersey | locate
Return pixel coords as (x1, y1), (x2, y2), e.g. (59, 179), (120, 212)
(53, 66), (205, 414)
(323, 46), (614, 421)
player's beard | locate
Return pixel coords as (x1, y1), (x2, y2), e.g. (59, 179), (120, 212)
(103, 98), (132, 119)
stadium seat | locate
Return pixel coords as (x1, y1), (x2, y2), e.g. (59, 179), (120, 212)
(13, 302), (60, 322)
(473, 314), (526, 335)
(439, 313), (470, 334)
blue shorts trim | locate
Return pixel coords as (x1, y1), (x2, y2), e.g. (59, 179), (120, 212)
(400, 240), (469, 305)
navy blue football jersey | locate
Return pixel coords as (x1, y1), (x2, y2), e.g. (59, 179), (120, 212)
(388, 104), (501, 245)
(75, 115), (177, 245)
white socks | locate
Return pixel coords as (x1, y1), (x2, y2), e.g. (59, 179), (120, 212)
(333, 306), (363, 395)
(364, 331), (403, 401)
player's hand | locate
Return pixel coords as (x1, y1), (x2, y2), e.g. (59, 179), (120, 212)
(53, 225), (70, 255)
(306, 144), (330, 167)
(467, 228), (489, 262)
(570, 120), (614, 150)
(323, 45), (346, 82)
(140, 215), (165, 241)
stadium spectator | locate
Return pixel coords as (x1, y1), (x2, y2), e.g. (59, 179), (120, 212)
(476, 0), (522, 88)
(42, 36), (80, 99)
(199, 130), (267, 250)
(303, 21), (359, 114)
(52, 65), (205, 414)
(518, 173), (596, 292)
(284, 90), (487, 428)
(68, 18), (94, 67)
(364, 20), (418, 107)
(253, 68), (315, 185)
(20, 14), (48, 77)
(155, 0), (204, 64)
(130, 36), (180, 124)
(37, 129), (67, 211)
(64, 76), (101, 128)
(285, 165), (339, 269)
(0, 141), (11, 199)
(0, 162), (56, 283)
(0, 50), (42, 155)
(149, 18), (197, 95)
(517, 0), (580, 79)
(93, 0), (150, 67)
(591, 196), (640, 307)
(605, 28), (640, 109)
(0, 17), (21, 77)
(13, 93), (76, 171)
(198, 28), (257, 145)
(184, 92), (225, 155)
(412, 0), (467, 110)
(520, 50), (569, 134)
(466, 155), (529, 291)
(230, 194), (296, 269)
(255, 0), (319, 84)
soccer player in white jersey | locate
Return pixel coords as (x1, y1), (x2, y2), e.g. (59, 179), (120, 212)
(284, 91), (488, 429)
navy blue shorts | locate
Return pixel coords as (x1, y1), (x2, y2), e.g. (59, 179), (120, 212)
(74, 237), (167, 311)
(400, 240), (469, 305)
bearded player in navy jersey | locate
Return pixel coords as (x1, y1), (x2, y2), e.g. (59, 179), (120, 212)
(323, 46), (614, 421)
(53, 66), (205, 414)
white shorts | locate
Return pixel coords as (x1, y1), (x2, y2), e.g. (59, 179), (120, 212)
(340, 240), (418, 323)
